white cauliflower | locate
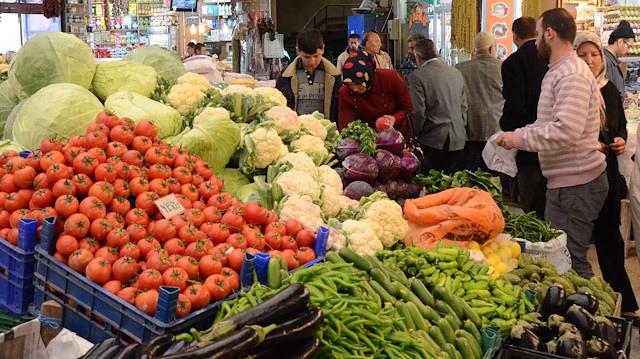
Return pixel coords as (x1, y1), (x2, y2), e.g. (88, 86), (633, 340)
(193, 106), (231, 125)
(316, 165), (343, 196)
(244, 127), (284, 169)
(277, 142), (290, 160)
(166, 83), (206, 116)
(339, 196), (359, 211)
(341, 220), (383, 256)
(299, 114), (328, 141)
(326, 225), (347, 252)
(177, 72), (211, 91)
(254, 87), (287, 107)
(278, 195), (324, 233)
(222, 84), (256, 97)
(275, 170), (320, 198)
(264, 106), (301, 139)
(277, 152), (318, 177)
(321, 185), (341, 218)
(290, 135), (329, 156)
(360, 194), (408, 248)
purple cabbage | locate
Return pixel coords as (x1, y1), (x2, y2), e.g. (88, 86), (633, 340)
(384, 180), (399, 199)
(336, 137), (360, 161)
(334, 167), (349, 188)
(407, 181), (421, 198)
(375, 129), (405, 156)
(372, 182), (387, 193)
(374, 150), (402, 181)
(395, 198), (406, 208)
(399, 150), (420, 180)
(395, 180), (410, 199)
(342, 153), (379, 183)
(344, 181), (375, 200)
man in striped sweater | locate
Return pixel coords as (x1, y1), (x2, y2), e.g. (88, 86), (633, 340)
(497, 8), (608, 278)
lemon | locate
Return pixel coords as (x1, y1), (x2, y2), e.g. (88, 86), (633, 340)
(482, 247), (494, 257)
(486, 257), (496, 266)
(497, 247), (512, 260)
(489, 253), (502, 264)
(491, 271), (500, 279)
(469, 241), (481, 251)
(498, 240), (509, 249)
(510, 242), (522, 258)
(488, 241), (499, 252)
(496, 262), (509, 275)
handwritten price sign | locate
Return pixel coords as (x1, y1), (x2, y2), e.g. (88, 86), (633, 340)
(154, 194), (186, 219)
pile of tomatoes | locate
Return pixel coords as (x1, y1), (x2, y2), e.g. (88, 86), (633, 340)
(0, 112), (317, 319)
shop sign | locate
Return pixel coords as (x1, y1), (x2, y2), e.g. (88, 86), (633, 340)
(482, 0), (518, 58)
(408, 1), (432, 37)
(154, 194), (186, 219)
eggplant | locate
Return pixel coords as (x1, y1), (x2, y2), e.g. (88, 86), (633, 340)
(566, 304), (596, 338)
(593, 316), (619, 347)
(136, 334), (175, 359)
(510, 324), (544, 351)
(161, 341), (187, 356)
(587, 337), (618, 359)
(541, 285), (568, 319)
(96, 345), (122, 359)
(567, 292), (599, 315)
(155, 326), (260, 359)
(259, 306), (323, 347)
(558, 322), (585, 342)
(515, 319), (543, 337)
(202, 284), (309, 341)
(112, 343), (139, 359)
(546, 338), (559, 355)
(548, 314), (566, 335)
(245, 337), (321, 359)
(82, 338), (120, 359)
(555, 331), (587, 359)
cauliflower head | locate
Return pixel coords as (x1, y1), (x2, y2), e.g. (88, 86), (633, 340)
(316, 165), (342, 196)
(361, 197), (408, 248)
(255, 87), (287, 107)
(341, 220), (383, 256)
(326, 225), (347, 252)
(193, 106), (231, 125)
(275, 170), (320, 198)
(299, 114), (328, 141)
(321, 185), (341, 218)
(277, 142), (290, 160)
(277, 152), (318, 177)
(222, 84), (256, 97)
(339, 196), (359, 211)
(167, 83), (206, 116)
(0, 64), (8, 73)
(177, 72), (211, 91)
(264, 106), (301, 137)
(279, 194), (324, 233)
(247, 127), (284, 169)
(290, 135), (328, 156)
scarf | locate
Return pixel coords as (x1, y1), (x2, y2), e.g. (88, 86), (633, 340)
(342, 50), (376, 94)
(574, 31), (608, 127)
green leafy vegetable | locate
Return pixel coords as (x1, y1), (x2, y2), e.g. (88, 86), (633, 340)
(336, 120), (377, 156)
(218, 168), (250, 197)
(0, 81), (19, 135)
(11, 83), (103, 150)
(122, 46), (186, 82)
(0, 140), (26, 153)
(92, 60), (158, 101)
(414, 169), (504, 207)
(504, 212), (562, 243)
(3, 99), (26, 140)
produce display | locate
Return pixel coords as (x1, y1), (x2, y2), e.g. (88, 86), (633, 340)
(503, 211), (562, 243)
(470, 238), (522, 276)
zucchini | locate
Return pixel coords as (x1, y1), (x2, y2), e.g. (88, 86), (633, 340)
(437, 317), (456, 345)
(444, 314), (459, 331)
(325, 251), (346, 264)
(395, 302), (416, 330)
(369, 280), (396, 304)
(458, 329), (482, 359)
(443, 342), (463, 359)
(338, 247), (371, 271)
(364, 254), (384, 272)
(455, 337), (477, 359)
(371, 268), (397, 297)
(411, 279), (436, 307)
(416, 328), (442, 353)
(382, 265), (409, 285)
(267, 259), (282, 289)
(433, 286), (464, 319)
(463, 319), (482, 345)
(406, 301), (428, 331)
(428, 325), (447, 347)
(435, 300), (463, 328)
(457, 296), (482, 328)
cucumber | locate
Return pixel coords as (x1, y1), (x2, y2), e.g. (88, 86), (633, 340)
(457, 295), (482, 328)
(423, 305), (442, 323)
(437, 318), (456, 345)
(395, 302), (415, 330)
(338, 247), (371, 271)
(371, 268), (397, 297)
(325, 251), (346, 264)
(455, 337), (477, 359)
(383, 265), (409, 285)
(428, 325), (447, 347)
(406, 302), (428, 331)
(416, 328), (442, 353)
(435, 300), (463, 328)
(444, 314), (460, 331)
(267, 258), (282, 289)
(442, 342), (463, 359)
(433, 286), (465, 319)
(364, 254), (384, 272)
(411, 279), (436, 307)
(463, 319), (482, 345)
(369, 280), (396, 304)
(458, 329), (482, 359)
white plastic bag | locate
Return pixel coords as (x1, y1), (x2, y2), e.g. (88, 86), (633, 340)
(183, 55), (224, 83)
(482, 131), (518, 177)
(514, 232), (572, 274)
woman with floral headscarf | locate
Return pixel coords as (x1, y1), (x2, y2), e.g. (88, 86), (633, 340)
(575, 31), (639, 322)
(338, 50), (413, 131)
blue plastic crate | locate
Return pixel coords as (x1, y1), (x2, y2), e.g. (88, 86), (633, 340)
(0, 218), (39, 315)
(31, 217), (329, 344)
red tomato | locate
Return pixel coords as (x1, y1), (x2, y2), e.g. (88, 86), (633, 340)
(284, 219), (304, 237)
(108, 196), (131, 215)
(138, 269), (163, 291)
(68, 135), (85, 148)
(79, 197), (107, 222)
(68, 248), (94, 274)
(184, 240), (208, 260)
(0, 210), (10, 229)
(204, 274), (231, 302)
(264, 210), (278, 225)
(198, 181), (219, 201)
(179, 225), (205, 245)
(54, 195), (79, 218)
(0, 174), (19, 193)
(280, 235), (298, 251)
(89, 219), (113, 242)
(107, 228), (131, 249)
(131, 136), (153, 153)
(126, 223), (148, 242)
(207, 192), (232, 210)
(39, 151), (65, 171)
(175, 293), (191, 318)
(136, 237), (161, 259)
(32, 173), (50, 190)
(135, 192), (159, 216)
(122, 150), (144, 167)
(30, 188), (54, 209)
(243, 202), (267, 225)
(86, 258), (112, 285)
(183, 284), (210, 310)
(105, 141), (128, 158)
(194, 161), (213, 180)
(225, 233), (247, 250)
(88, 181), (115, 205)
(102, 280), (123, 295)
(53, 252), (68, 265)
(220, 267), (240, 293)
(94, 163), (117, 183)
(265, 231), (282, 251)
(112, 179), (130, 198)
(96, 111), (121, 129)
(135, 121), (158, 139)
(146, 253), (172, 273)
(71, 174), (93, 197)
(110, 126), (135, 146)
(282, 249), (300, 270)
(170, 214), (190, 232)
(226, 248), (245, 274)
(63, 146), (84, 166)
(64, 213), (90, 239)
(265, 222), (286, 237)
(8, 209), (29, 228)
(148, 178), (169, 196)
(176, 256), (200, 280)
(163, 238), (186, 255)
(117, 287), (138, 305)
(151, 219), (176, 243)
(112, 256), (140, 282)
(79, 237), (100, 255)
(3, 194), (25, 213)
(296, 229), (316, 248)
(13, 166), (36, 189)
(135, 290), (159, 315)
(185, 209), (205, 228)
(162, 267), (189, 291)
(41, 138), (65, 154)
(296, 247), (316, 265)
(221, 209), (244, 233)
(72, 152), (98, 177)
(85, 131), (109, 150)
(95, 246), (120, 264)
(119, 242), (141, 261)
(104, 212), (125, 229)
(198, 254), (223, 278)
(46, 163), (72, 185)
(208, 223), (230, 244)
(125, 208), (149, 227)
(166, 178), (181, 194)
(52, 179), (77, 198)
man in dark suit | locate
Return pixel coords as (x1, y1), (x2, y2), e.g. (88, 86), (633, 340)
(499, 17), (549, 217)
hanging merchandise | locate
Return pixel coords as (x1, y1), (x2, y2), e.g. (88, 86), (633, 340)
(43, 0), (62, 18)
(521, 0), (541, 19)
(451, 0), (475, 55)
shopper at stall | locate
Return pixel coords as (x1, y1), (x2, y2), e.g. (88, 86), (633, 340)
(499, 16), (549, 218)
(574, 31), (640, 322)
(276, 28), (342, 123)
(338, 50), (413, 131)
(336, 33), (361, 71)
(454, 31), (503, 171)
(398, 33), (427, 84)
(408, 38), (467, 174)
(184, 42), (195, 60)
(497, 8), (608, 279)
(604, 20), (635, 101)
(362, 31), (393, 69)
(194, 43), (208, 56)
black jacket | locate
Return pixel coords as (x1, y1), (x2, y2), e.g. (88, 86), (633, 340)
(600, 81), (628, 200)
(499, 40), (548, 164)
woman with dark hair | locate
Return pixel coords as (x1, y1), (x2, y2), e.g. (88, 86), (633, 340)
(575, 31), (640, 323)
(337, 51), (413, 131)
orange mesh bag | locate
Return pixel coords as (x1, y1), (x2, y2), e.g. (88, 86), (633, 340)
(403, 187), (505, 249)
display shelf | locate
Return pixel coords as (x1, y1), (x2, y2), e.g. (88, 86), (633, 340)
(621, 56), (640, 62)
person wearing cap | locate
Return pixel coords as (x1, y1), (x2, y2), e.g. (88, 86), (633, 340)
(337, 50), (413, 131)
(575, 31), (640, 324)
(454, 32), (504, 171)
(409, 38), (467, 174)
(604, 20), (635, 100)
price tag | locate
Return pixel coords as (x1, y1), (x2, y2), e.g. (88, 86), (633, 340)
(153, 194), (185, 220)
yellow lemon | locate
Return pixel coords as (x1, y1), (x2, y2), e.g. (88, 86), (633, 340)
(486, 257), (496, 266)
(498, 240), (509, 249)
(513, 258), (519, 266)
(469, 241), (481, 251)
(510, 242), (522, 258)
(491, 271), (500, 279)
(482, 247), (494, 257)
(496, 262), (509, 275)
(488, 241), (499, 252)
(497, 247), (512, 260)
(489, 253), (502, 265)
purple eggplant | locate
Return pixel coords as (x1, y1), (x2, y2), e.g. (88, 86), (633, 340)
(548, 314), (566, 335)
(553, 331), (587, 359)
(541, 285), (568, 319)
(593, 316), (619, 347)
(587, 337), (618, 359)
(510, 323), (545, 351)
(566, 304), (596, 338)
(567, 292), (599, 315)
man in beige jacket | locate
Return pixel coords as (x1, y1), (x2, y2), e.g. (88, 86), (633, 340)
(362, 31), (393, 69)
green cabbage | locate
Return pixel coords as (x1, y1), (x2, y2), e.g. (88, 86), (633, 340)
(0, 81), (18, 135)
(164, 116), (241, 175)
(219, 168), (250, 197)
(236, 183), (265, 205)
(104, 91), (183, 139)
(3, 99), (26, 140)
(8, 32), (96, 96)
(123, 46), (186, 82)
(0, 140), (26, 153)
(12, 83), (103, 150)
(92, 60), (158, 101)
